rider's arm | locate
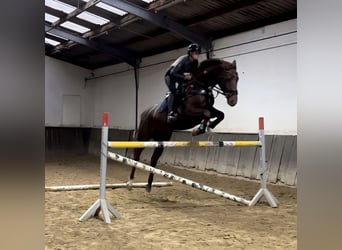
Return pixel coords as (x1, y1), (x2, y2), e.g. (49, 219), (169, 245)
(169, 57), (187, 82)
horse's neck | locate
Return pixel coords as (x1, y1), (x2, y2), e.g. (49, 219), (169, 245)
(195, 61), (223, 88)
(194, 74), (215, 89)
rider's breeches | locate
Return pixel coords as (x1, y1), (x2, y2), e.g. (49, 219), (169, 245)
(165, 75), (177, 95)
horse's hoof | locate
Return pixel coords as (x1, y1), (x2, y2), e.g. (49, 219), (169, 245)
(208, 121), (215, 129)
(192, 127), (205, 136)
(126, 180), (133, 191)
(192, 129), (199, 136)
(145, 185), (152, 193)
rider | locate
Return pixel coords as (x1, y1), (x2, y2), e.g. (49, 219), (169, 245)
(165, 43), (201, 123)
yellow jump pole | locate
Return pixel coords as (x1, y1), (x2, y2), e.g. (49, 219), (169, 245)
(108, 140), (261, 148)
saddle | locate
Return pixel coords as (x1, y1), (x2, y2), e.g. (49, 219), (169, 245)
(158, 82), (213, 113)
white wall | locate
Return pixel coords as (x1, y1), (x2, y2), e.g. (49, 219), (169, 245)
(45, 56), (93, 126)
(91, 69), (135, 128)
(211, 20), (297, 134)
(45, 19), (297, 134)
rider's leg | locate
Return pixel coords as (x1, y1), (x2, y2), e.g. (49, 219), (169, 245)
(167, 93), (180, 123)
(165, 75), (179, 123)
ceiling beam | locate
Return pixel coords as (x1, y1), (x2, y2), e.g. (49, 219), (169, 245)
(107, 0), (265, 49)
(45, 6), (99, 30)
(101, 0), (212, 50)
(183, 0), (265, 25)
(45, 23), (140, 66)
(209, 10), (297, 40)
(47, 0), (184, 54)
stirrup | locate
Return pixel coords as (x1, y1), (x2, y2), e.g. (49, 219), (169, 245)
(167, 112), (179, 123)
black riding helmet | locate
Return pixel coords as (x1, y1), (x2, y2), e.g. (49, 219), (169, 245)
(187, 43), (201, 54)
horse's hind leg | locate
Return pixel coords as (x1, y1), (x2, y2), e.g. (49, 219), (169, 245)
(146, 147), (164, 192)
(127, 148), (144, 190)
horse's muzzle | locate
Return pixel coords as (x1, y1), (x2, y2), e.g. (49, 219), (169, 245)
(227, 95), (238, 106)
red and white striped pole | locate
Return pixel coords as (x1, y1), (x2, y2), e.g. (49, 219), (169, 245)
(100, 112), (109, 201)
(250, 117), (278, 207)
(80, 112), (121, 223)
(258, 117), (266, 180)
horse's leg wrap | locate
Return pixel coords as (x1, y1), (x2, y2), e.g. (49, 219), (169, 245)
(192, 121), (207, 136)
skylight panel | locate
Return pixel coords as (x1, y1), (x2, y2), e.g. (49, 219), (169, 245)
(45, 13), (60, 23)
(60, 21), (90, 33)
(95, 2), (127, 16)
(45, 37), (61, 46)
(45, 0), (76, 14)
(77, 11), (110, 25)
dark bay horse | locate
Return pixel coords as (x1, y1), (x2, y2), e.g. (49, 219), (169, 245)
(128, 58), (239, 192)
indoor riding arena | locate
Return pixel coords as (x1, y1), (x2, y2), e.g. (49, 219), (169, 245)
(45, 0), (297, 249)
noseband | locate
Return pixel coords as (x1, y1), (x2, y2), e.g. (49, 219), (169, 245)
(212, 86), (238, 98)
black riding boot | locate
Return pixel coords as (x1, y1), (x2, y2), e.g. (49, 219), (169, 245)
(167, 93), (179, 123)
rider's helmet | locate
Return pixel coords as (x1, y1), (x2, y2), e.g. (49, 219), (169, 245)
(187, 43), (201, 54)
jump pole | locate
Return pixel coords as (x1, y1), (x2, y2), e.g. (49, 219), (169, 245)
(108, 151), (251, 205)
(108, 141), (261, 148)
(46, 182), (173, 192)
(79, 112), (121, 223)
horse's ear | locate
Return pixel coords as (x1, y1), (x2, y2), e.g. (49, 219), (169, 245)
(232, 60), (237, 69)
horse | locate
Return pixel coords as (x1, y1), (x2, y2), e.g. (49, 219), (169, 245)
(128, 58), (239, 192)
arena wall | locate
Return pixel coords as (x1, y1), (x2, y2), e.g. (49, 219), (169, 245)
(45, 19), (297, 185)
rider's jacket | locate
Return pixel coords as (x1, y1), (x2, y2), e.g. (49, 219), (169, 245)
(165, 55), (198, 84)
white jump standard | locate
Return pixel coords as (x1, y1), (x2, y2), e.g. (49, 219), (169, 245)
(80, 113), (278, 224)
(79, 113), (121, 223)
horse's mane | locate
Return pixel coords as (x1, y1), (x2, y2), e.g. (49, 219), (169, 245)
(197, 58), (223, 72)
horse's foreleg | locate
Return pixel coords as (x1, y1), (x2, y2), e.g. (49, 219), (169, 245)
(208, 108), (225, 129)
(192, 109), (211, 136)
(146, 147), (164, 192)
(127, 148), (144, 190)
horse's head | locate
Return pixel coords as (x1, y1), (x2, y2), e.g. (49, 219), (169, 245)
(219, 60), (239, 106)
(197, 59), (239, 107)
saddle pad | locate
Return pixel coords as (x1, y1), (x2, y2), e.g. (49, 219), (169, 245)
(158, 97), (168, 113)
